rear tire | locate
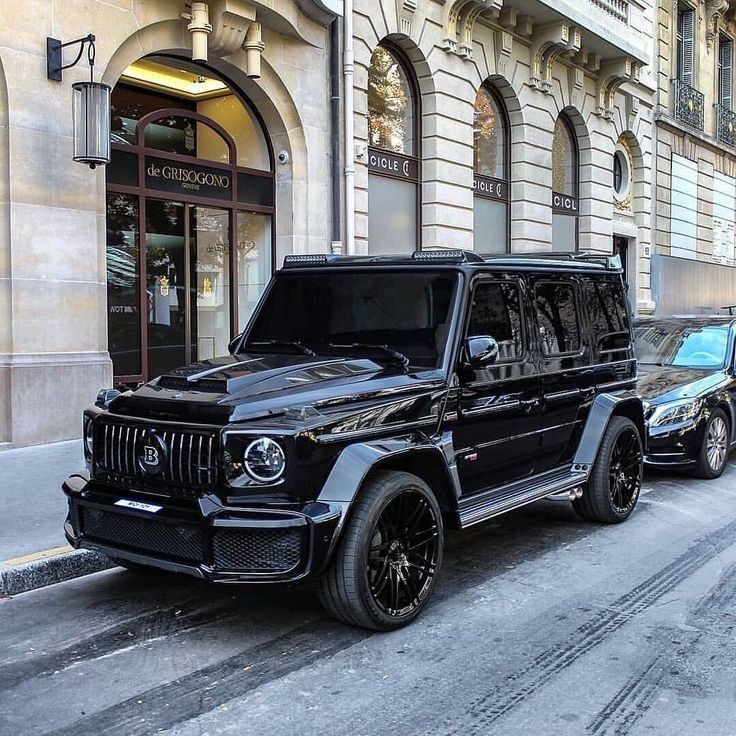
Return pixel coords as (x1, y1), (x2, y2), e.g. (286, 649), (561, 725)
(318, 471), (444, 631)
(574, 415), (643, 524)
(692, 408), (730, 479)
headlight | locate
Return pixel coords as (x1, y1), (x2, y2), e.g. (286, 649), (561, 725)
(243, 437), (286, 483)
(649, 398), (705, 427)
(83, 415), (94, 459)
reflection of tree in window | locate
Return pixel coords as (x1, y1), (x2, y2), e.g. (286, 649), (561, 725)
(468, 283), (522, 360)
(473, 88), (505, 179)
(535, 283), (580, 355)
(368, 46), (414, 155)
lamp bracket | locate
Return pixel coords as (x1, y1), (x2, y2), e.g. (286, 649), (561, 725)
(47, 34), (96, 82)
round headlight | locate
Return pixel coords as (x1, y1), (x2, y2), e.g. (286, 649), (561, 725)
(244, 437), (285, 483)
(84, 419), (94, 458)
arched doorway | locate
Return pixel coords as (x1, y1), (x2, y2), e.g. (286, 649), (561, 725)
(106, 57), (274, 384)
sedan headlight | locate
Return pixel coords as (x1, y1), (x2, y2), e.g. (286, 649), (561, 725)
(648, 398), (705, 427)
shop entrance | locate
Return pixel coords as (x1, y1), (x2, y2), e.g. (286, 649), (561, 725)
(106, 58), (274, 384)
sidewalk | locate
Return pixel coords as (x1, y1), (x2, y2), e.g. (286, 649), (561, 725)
(0, 440), (112, 596)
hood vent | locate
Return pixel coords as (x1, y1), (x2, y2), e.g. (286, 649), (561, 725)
(157, 376), (227, 393)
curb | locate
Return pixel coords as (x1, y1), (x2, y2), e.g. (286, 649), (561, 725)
(0, 549), (115, 597)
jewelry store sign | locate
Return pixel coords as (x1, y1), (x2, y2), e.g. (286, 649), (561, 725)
(368, 147), (419, 181)
(552, 191), (578, 214)
(145, 156), (232, 201)
(474, 174), (508, 201)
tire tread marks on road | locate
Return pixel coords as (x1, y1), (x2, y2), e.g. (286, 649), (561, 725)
(587, 560), (736, 736)
(43, 620), (368, 736)
(442, 517), (736, 736)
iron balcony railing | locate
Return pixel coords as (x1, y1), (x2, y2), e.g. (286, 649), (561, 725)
(717, 104), (736, 148)
(672, 79), (705, 132)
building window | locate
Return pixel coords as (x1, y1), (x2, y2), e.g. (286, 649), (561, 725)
(670, 154), (698, 260)
(677, 5), (695, 87)
(719, 34), (733, 109)
(473, 86), (510, 253)
(551, 115), (578, 251)
(367, 45), (419, 253)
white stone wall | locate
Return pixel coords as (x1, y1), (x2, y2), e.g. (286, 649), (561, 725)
(353, 0), (654, 310)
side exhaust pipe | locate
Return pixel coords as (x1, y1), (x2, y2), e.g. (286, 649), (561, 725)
(547, 486), (584, 502)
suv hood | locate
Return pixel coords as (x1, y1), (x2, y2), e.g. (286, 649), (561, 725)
(637, 364), (726, 404)
(108, 353), (447, 427)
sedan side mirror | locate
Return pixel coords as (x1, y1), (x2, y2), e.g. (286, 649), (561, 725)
(465, 336), (499, 367)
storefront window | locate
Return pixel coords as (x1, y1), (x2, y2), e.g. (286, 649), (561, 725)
(552, 115), (579, 251)
(367, 44), (419, 253)
(106, 59), (274, 383)
(473, 86), (509, 253)
(237, 212), (272, 329)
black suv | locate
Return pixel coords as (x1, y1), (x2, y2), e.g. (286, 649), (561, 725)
(63, 250), (645, 630)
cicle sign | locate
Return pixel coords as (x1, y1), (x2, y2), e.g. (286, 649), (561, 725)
(145, 156), (233, 201)
(367, 147), (419, 181)
(474, 174), (508, 201)
(552, 191), (578, 214)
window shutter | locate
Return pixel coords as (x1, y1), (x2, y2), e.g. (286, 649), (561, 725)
(721, 38), (733, 109)
(680, 8), (695, 87)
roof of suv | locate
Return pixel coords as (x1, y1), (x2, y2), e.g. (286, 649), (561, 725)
(281, 250), (623, 273)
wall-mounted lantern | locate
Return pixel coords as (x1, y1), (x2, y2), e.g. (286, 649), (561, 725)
(47, 34), (111, 169)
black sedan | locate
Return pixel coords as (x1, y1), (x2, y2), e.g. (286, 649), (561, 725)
(634, 316), (736, 478)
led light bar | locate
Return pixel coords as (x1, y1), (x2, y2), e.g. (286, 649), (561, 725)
(282, 254), (330, 268)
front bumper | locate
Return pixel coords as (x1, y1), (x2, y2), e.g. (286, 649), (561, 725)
(62, 473), (346, 583)
(644, 417), (704, 467)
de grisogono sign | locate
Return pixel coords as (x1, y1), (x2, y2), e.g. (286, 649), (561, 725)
(145, 156), (232, 201)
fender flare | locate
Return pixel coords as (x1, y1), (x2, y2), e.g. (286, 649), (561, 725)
(573, 391), (645, 469)
(316, 434), (460, 505)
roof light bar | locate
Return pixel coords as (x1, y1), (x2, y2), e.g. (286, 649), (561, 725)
(412, 250), (465, 263)
(282, 254), (330, 268)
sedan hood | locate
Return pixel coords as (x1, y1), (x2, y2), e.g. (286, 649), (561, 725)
(637, 364), (727, 404)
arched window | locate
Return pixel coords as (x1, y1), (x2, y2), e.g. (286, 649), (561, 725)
(551, 114), (579, 251)
(473, 85), (509, 252)
(367, 44), (419, 253)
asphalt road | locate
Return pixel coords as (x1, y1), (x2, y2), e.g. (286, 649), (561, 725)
(3, 465), (736, 736)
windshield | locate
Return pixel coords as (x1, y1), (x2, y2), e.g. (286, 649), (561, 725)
(244, 270), (459, 369)
(635, 323), (730, 369)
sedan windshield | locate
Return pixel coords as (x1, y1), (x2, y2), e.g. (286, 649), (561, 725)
(635, 323), (730, 369)
(244, 270), (459, 369)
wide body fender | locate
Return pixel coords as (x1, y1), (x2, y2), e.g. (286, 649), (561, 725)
(573, 391), (645, 469)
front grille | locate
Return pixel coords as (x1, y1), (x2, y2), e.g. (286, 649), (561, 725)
(93, 420), (219, 496)
(157, 376), (227, 393)
(81, 507), (204, 562)
(213, 528), (302, 572)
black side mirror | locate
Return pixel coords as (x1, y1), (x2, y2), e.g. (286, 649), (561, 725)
(465, 336), (499, 367)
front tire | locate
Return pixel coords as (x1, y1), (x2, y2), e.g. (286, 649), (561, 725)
(693, 408), (730, 479)
(574, 415), (643, 523)
(318, 471), (444, 631)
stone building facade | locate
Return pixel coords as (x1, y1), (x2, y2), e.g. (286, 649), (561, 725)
(652, 0), (736, 313)
(0, 0), (654, 447)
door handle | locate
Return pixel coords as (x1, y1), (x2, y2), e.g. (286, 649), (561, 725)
(520, 398), (540, 413)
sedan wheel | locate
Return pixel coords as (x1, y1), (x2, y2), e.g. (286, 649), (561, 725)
(694, 408), (730, 479)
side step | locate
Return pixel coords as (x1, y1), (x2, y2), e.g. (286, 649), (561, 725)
(457, 466), (588, 529)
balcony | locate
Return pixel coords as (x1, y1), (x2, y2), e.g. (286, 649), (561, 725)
(672, 79), (705, 132)
(717, 105), (736, 148)
(589, 0), (628, 23)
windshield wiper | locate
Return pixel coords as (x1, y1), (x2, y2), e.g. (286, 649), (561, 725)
(327, 342), (410, 369)
(247, 340), (316, 357)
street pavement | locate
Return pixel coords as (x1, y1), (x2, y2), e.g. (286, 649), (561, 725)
(2, 464), (736, 736)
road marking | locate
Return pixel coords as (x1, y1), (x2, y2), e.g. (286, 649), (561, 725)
(4, 546), (72, 566)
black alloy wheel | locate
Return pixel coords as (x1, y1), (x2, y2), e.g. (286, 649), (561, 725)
(318, 471), (444, 631)
(367, 490), (441, 617)
(574, 415), (643, 523)
(694, 408), (730, 479)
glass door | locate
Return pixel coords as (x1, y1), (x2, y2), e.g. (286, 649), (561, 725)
(144, 199), (232, 380)
(190, 205), (231, 362)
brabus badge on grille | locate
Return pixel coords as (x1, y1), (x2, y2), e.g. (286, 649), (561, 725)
(138, 432), (168, 476)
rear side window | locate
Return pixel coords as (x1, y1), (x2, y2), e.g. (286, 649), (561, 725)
(534, 281), (581, 355)
(583, 279), (631, 357)
(467, 281), (524, 361)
